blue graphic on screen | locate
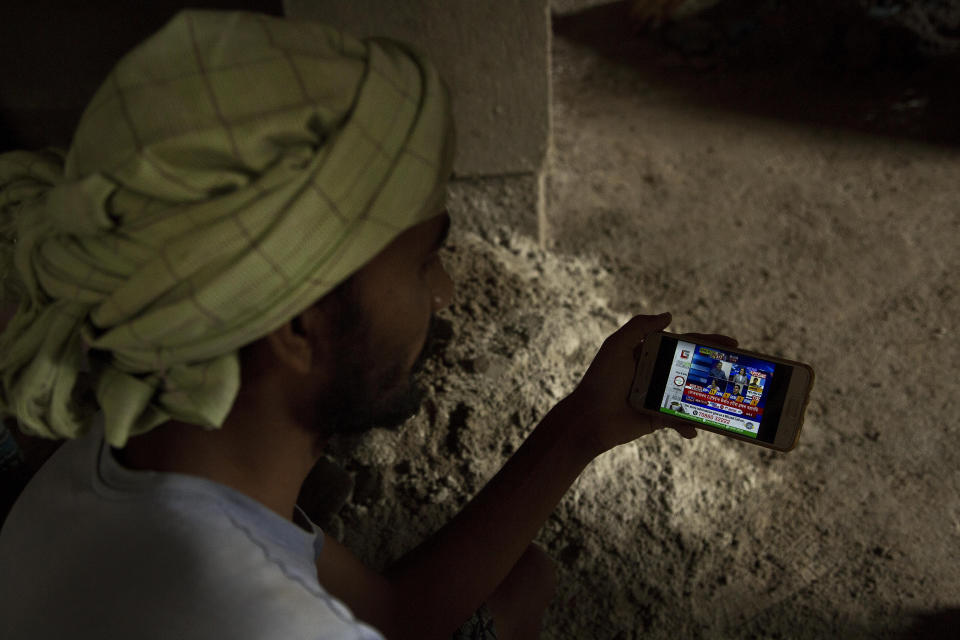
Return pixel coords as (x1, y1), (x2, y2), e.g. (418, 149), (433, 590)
(659, 341), (776, 437)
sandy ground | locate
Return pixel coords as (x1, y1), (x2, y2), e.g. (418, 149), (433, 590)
(1, 4), (956, 639)
(312, 4), (959, 639)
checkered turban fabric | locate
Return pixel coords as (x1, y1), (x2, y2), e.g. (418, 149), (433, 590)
(0, 9), (455, 448)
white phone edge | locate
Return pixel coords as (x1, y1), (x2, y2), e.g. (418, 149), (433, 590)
(628, 331), (815, 452)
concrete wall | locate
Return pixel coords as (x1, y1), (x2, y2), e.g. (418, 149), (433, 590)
(284, 0), (551, 179)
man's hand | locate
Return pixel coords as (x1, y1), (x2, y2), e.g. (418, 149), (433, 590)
(356, 313), (737, 639)
(559, 312), (738, 456)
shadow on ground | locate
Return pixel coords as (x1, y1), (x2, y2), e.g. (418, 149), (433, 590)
(895, 608), (960, 639)
(552, 0), (960, 148)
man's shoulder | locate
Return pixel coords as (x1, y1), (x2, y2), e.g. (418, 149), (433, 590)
(0, 443), (384, 639)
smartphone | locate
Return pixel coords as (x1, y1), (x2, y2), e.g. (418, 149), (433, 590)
(629, 331), (815, 452)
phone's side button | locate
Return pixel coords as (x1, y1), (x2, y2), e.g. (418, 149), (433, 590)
(786, 399), (800, 417)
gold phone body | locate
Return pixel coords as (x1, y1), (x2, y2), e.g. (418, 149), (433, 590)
(629, 332), (815, 452)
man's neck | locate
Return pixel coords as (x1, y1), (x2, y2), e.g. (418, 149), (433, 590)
(114, 419), (319, 529)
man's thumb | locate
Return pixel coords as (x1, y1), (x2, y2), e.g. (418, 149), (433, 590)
(626, 313), (672, 359)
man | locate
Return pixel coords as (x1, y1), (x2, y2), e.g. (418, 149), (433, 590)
(0, 9), (731, 639)
(709, 359), (727, 389)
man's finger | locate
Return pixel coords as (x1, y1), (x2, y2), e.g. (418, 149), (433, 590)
(624, 312), (672, 341)
(628, 313), (672, 360)
(672, 425), (698, 439)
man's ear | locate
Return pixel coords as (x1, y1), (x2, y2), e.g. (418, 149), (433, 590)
(264, 305), (331, 378)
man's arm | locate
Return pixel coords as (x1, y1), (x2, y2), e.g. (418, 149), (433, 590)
(314, 315), (728, 640)
(315, 402), (590, 640)
(379, 400), (594, 640)
(314, 535), (396, 628)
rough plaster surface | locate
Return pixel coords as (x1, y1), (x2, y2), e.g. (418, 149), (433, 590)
(447, 175), (542, 244)
(284, 0), (551, 178)
(301, 7), (960, 640)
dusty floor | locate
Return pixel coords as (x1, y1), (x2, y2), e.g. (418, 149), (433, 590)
(317, 4), (960, 639)
(1, 4), (957, 639)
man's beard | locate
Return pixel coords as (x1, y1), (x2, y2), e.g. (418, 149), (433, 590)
(318, 312), (440, 438)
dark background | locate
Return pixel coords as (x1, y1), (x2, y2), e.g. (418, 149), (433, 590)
(0, 0), (283, 153)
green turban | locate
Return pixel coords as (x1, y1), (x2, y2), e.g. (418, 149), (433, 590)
(0, 9), (455, 448)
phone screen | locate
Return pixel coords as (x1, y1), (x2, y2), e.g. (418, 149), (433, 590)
(642, 336), (794, 444)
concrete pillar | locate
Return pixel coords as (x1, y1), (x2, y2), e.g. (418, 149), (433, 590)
(284, 0), (552, 245)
